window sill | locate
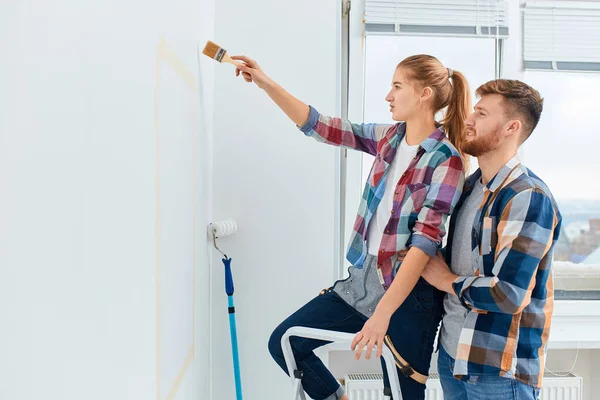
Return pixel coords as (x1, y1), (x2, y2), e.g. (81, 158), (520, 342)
(549, 300), (600, 349)
(316, 300), (600, 353)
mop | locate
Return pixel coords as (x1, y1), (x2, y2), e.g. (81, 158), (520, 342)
(209, 220), (242, 400)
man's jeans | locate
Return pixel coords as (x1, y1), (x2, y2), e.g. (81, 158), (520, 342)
(438, 345), (541, 400)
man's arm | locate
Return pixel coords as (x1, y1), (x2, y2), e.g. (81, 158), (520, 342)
(451, 189), (557, 314)
(421, 254), (457, 294)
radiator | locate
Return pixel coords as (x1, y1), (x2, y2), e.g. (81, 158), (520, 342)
(344, 371), (582, 400)
(344, 373), (443, 400)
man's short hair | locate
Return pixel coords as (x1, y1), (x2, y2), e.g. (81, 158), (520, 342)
(476, 79), (544, 143)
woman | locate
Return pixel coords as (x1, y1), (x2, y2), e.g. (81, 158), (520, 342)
(234, 54), (470, 400)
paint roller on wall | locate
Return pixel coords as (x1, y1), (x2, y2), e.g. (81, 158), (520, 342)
(209, 220), (243, 400)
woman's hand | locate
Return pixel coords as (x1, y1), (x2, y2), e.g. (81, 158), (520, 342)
(351, 309), (391, 360)
(231, 55), (273, 90)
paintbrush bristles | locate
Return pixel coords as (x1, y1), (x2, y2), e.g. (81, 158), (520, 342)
(202, 41), (227, 62)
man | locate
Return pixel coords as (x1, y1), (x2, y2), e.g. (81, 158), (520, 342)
(421, 79), (562, 400)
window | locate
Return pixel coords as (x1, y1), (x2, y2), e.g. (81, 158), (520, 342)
(340, 0), (600, 355)
(522, 71), (600, 300)
(361, 35), (498, 184)
(340, 0), (509, 275)
(523, 1), (600, 72)
(521, 0), (600, 300)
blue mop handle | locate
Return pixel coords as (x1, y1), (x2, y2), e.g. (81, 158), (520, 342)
(222, 257), (243, 400)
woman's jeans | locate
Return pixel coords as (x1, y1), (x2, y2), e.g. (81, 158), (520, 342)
(268, 276), (444, 400)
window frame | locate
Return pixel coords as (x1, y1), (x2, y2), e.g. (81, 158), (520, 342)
(340, 0), (600, 332)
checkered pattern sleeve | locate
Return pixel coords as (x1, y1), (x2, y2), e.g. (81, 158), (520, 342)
(299, 106), (395, 156)
(452, 189), (558, 314)
(411, 153), (465, 257)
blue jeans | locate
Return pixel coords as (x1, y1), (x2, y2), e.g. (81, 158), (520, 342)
(437, 345), (541, 400)
(268, 278), (444, 400)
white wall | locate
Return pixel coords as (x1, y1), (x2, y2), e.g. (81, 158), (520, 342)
(6, 1), (597, 399)
(210, 0), (340, 399)
(0, 1), (214, 399)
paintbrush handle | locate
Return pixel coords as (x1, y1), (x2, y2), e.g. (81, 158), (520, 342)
(223, 53), (241, 67)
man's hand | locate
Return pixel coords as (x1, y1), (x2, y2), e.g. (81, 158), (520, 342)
(421, 253), (457, 294)
(350, 310), (391, 360)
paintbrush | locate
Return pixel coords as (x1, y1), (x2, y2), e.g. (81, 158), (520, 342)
(202, 41), (240, 66)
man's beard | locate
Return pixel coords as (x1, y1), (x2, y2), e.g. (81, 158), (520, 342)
(462, 126), (501, 157)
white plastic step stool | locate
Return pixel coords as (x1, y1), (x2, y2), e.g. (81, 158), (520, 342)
(281, 327), (403, 400)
